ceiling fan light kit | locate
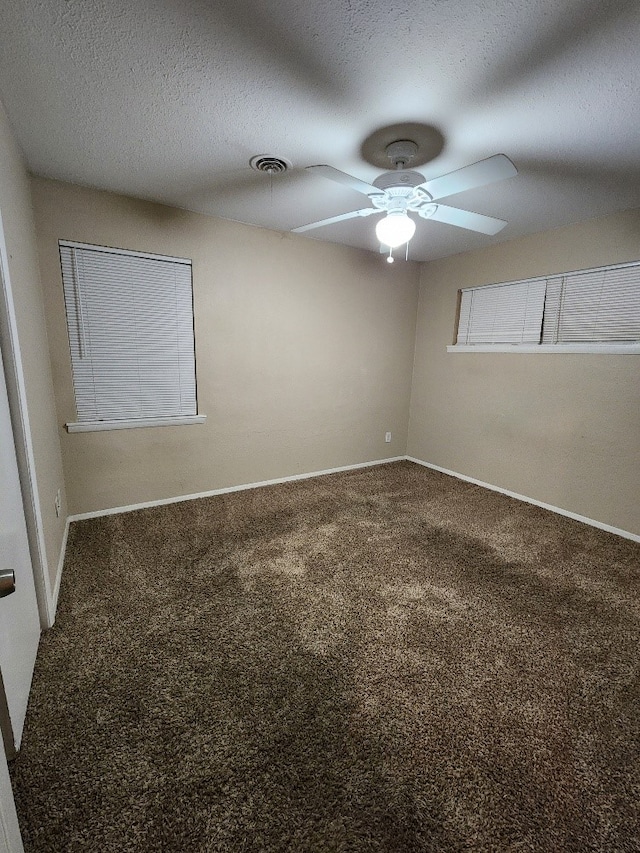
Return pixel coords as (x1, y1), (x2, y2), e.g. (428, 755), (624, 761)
(375, 211), (416, 248)
(292, 141), (518, 258)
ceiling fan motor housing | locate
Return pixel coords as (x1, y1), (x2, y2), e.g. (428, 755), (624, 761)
(373, 169), (424, 191)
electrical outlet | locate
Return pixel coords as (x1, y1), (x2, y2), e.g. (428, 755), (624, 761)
(385, 431), (392, 443)
(54, 488), (61, 518)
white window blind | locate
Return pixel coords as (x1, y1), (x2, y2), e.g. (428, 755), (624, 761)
(60, 241), (198, 425)
(457, 279), (547, 344)
(454, 260), (640, 351)
(542, 266), (640, 343)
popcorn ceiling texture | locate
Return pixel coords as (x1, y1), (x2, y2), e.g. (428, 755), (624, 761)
(0, 0), (639, 260)
(11, 462), (640, 851)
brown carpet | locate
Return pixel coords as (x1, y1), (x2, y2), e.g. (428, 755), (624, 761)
(10, 461), (640, 852)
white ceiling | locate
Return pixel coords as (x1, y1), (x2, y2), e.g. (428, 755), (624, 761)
(0, 0), (639, 262)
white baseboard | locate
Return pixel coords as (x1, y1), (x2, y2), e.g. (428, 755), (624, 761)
(406, 456), (640, 543)
(48, 517), (70, 626)
(68, 456), (407, 522)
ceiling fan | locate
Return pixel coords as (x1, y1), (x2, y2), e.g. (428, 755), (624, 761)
(292, 141), (517, 255)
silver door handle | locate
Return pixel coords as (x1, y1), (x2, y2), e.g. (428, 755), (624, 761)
(0, 569), (15, 598)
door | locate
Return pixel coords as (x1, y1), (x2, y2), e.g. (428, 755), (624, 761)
(0, 730), (23, 853)
(0, 334), (40, 755)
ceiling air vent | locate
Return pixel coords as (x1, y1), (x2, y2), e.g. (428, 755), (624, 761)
(250, 155), (291, 174)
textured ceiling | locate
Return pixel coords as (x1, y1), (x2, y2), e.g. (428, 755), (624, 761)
(0, 0), (639, 262)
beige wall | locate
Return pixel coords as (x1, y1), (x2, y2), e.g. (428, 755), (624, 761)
(31, 178), (420, 515)
(24, 173), (640, 535)
(0, 102), (67, 596)
(408, 208), (640, 536)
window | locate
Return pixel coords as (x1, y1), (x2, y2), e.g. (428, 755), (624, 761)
(450, 260), (640, 353)
(456, 279), (547, 345)
(59, 241), (205, 431)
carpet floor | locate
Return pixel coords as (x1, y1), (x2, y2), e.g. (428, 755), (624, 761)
(10, 461), (640, 851)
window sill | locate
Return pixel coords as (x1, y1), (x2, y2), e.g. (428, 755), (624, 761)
(65, 415), (207, 433)
(447, 344), (640, 354)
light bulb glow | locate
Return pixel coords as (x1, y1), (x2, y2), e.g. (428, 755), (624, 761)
(375, 212), (416, 248)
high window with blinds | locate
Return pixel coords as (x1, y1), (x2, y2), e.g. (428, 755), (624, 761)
(453, 260), (640, 352)
(60, 241), (204, 432)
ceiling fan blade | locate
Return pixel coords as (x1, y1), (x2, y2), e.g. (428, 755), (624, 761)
(305, 165), (381, 197)
(291, 207), (384, 234)
(292, 208), (381, 233)
(426, 204), (508, 235)
(416, 154), (517, 201)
